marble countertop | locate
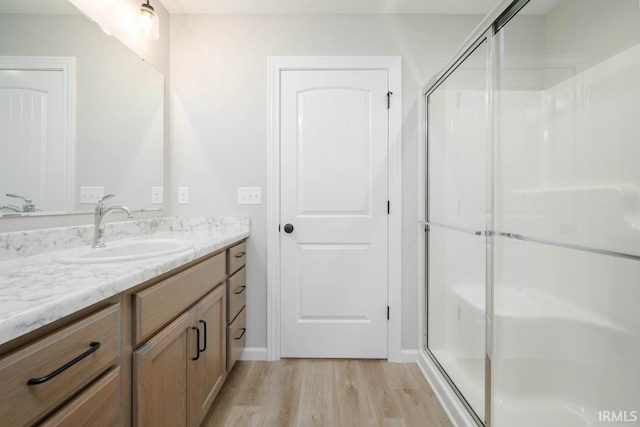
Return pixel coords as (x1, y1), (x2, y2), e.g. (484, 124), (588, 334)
(0, 222), (249, 346)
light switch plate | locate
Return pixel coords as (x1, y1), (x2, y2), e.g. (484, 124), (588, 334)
(178, 186), (189, 204)
(238, 187), (262, 205)
(151, 187), (163, 204)
(80, 186), (104, 204)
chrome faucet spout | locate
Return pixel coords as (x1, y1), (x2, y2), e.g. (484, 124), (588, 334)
(0, 205), (22, 213)
(92, 196), (134, 248)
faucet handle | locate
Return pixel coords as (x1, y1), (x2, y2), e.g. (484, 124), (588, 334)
(6, 193), (32, 203)
(98, 194), (115, 204)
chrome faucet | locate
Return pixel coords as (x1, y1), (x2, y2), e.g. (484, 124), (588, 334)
(5, 194), (35, 212)
(92, 194), (134, 248)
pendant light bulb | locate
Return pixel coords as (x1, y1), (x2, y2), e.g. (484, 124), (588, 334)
(140, 0), (159, 40)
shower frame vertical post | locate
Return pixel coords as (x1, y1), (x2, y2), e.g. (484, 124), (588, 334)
(484, 28), (496, 427)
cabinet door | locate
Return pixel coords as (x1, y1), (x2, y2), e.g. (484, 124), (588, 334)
(189, 285), (226, 427)
(134, 310), (198, 427)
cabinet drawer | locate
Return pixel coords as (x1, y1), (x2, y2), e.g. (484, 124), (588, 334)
(227, 241), (246, 275)
(0, 304), (120, 427)
(226, 307), (246, 372)
(227, 267), (246, 324)
(40, 367), (121, 427)
(134, 252), (225, 344)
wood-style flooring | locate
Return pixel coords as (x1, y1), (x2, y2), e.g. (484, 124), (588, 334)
(202, 360), (453, 427)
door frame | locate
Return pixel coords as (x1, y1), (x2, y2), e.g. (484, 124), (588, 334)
(266, 56), (402, 361)
(0, 56), (75, 210)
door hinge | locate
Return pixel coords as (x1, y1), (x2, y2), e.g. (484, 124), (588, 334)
(387, 91), (393, 109)
(387, 200), (390, 214)
(387, 306), (390, 320)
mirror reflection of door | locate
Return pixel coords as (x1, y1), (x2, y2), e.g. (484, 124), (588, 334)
(0, 66), (71, 213)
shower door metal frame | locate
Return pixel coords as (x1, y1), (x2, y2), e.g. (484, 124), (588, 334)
(423, 30), (492, 427)
(420, 1), (533, 426)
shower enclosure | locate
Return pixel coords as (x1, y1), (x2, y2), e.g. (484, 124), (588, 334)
(421, 0), (640, 426)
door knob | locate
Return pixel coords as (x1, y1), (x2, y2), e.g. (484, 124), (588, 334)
(284, 223), (294, 234)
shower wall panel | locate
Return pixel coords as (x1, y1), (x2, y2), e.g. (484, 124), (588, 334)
(492, 0), (640, 426)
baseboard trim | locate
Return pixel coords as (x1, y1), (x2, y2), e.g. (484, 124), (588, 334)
(240, 347), (268, 361)
(416, 350), (477, 427)
(240, 348), (417, 363)
(398, 349), (418, 363)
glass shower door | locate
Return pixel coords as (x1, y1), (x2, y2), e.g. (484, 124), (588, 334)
(426, 38), (489, 423)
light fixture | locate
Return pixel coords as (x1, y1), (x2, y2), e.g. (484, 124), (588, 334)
(140, 0), (159, 40)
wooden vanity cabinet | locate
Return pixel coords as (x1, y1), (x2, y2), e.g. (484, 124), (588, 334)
(133, 252), (227, 427)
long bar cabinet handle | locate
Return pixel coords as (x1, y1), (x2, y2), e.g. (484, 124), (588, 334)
(199, 320), (207, 352)
(27, 342), (101, 385)
(192, 326), (201, 361)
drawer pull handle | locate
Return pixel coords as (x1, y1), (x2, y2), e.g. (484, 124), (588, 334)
(234, 252), (246, 258)
(235, 328), (246, 340)
(27, 342), (101, 385)
(199, 320), (207, 353)
(192, 326), (201, 361)
(234, 285), (246, 295)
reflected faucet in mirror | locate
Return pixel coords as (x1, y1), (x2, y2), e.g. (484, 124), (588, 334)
(93, 194), (134, 248)
(0, 194), (35, 213)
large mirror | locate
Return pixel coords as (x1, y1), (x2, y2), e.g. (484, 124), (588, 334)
(0, 0), (164, 217)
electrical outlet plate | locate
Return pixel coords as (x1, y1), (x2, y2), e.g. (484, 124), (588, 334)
(178, 186), (189, 204)
(151, 187), (163, 204)
(80, 186), (104, 204)
(238, 187), (262, 205)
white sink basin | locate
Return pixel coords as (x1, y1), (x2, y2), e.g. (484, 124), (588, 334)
(54, 239), (194, 264)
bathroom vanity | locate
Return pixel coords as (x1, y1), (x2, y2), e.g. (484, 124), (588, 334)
(0, 217), (249, 426)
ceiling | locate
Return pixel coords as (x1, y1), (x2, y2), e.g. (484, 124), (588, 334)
(0, 0), (564, 16)
(158, 0), (562, 15)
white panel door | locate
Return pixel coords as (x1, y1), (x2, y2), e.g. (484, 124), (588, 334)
(280, 69), (389, 358)
(0, 69), (68, 212)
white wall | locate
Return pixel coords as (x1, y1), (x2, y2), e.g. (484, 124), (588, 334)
(169, 13), (483, 351)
